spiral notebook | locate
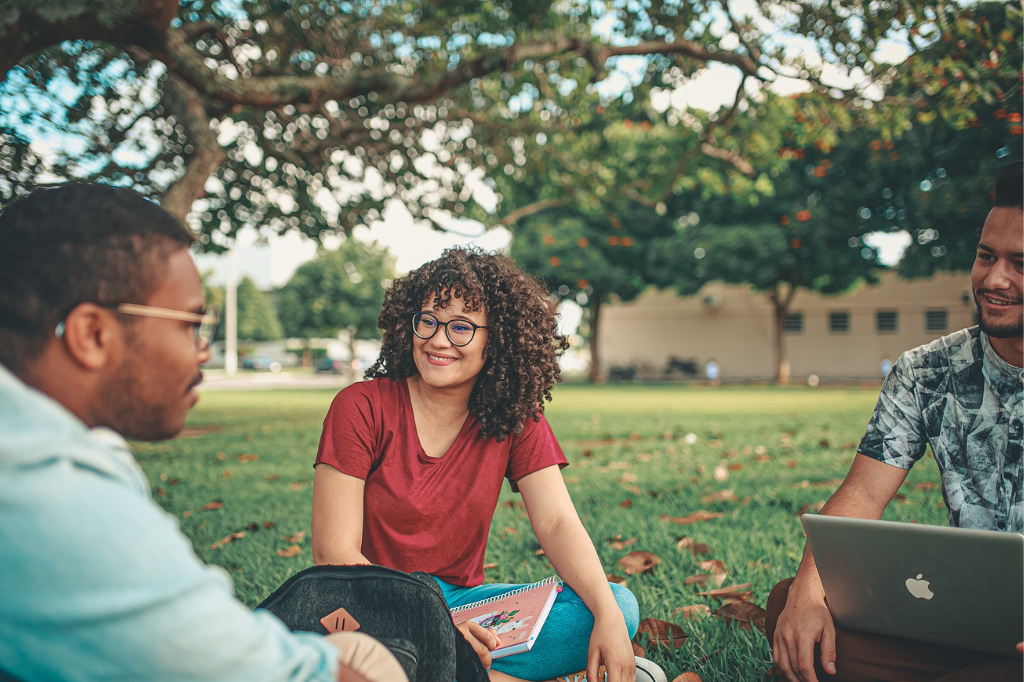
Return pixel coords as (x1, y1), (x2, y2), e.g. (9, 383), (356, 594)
(450, 576), (562, 658)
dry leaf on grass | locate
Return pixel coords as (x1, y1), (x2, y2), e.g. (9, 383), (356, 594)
(713, 601), (766, 633)
(915, 481), (937, 491)
(618, 551), (661, 575)
(277, 545), (302, 558)
(635, 617), (687, 649)
(676, 537), (711, 555)
(619, 473), (638, 483)
(713, 465), (729, 481)
(210, 531), (246, 550)
(262, 522), (275, 529)
(606, 573), (627, 585)
(729, 463), (743, 471)
(786, 460), (797, 468)
(700, 490), (738, 504)
(672, 605), (711, 620)
(672, 510), (724, 525)
(620, 499), (633, 508)
(697, 582), (753, 601)
(238, 453), (259, 462)
(631, 642), (646, 658)
(683, 574), (710, 586)
(483, 562), (498, 570)
(203, 502), (223, 511)
(755, 454), (771, 462)
(797, 501), (826, 516)
(606, 535), (637, 551)
(534, 549), (546, 557)
(285, 530), (307, 543)
(672, 674), (703, 682)
(699, 560), (729, 586)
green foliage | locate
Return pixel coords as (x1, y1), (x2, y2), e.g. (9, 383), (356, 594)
(2, 0), (1018, 255)
(137, 384), (946, 681)
(235, 277), (282, 342)
(277, 238), (394, 340)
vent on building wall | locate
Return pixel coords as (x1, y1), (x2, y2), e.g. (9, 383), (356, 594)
(876, 310), (899, 333)
(925, 309), (948, 332)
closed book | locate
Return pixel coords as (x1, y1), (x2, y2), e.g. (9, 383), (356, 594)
(450, 576), (561, 658)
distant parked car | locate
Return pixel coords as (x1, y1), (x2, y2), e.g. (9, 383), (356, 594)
(241, 356), (282, 372)
(314, 357), (347, 374)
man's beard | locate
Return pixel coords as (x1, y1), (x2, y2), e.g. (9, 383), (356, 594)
(975, 289), (1024, 339)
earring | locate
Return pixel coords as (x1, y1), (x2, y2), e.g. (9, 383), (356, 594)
(55, 322), (66, 339)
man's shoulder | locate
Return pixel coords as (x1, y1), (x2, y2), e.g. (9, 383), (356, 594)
(899, 327), (981, 373)
(894, 327), (983, 401)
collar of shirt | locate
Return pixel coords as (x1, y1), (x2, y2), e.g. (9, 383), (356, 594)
(980, 332), (1024, 403)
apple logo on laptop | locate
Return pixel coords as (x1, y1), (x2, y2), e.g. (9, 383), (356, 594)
(906, 574), (934, 600)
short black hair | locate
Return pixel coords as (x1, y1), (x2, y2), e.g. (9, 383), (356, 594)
(994, 160), (1023, 209)
(0, 183), (195, 371)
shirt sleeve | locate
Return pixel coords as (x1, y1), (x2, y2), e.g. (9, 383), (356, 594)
(315, 382), (381, 480)
(858, 352), (928, 469)
(0, 459), (339, 682)
(505, 413), (569, 492)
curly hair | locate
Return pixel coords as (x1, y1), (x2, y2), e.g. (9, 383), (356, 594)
(366, 247), (568, 441)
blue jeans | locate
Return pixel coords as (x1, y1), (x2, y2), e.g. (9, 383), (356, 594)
(434, 577), (640, 681)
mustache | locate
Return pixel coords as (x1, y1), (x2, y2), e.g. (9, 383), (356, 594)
(975, 289), (1023, 303)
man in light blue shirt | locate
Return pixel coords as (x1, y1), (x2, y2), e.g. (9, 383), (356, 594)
(0, 184), (407, 682)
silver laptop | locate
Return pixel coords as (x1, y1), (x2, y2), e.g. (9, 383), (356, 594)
(802, 515), (1023, 656)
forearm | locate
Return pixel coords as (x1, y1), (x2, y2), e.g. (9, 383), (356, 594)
(792, 468), (896, 593)
(535, 515), (622, 620)
(312, 545), (370, 566)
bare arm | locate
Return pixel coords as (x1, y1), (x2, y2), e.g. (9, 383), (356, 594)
(518, 466), (635, 682)
(773, 453), (910, 682)
(311, 464), (371, 566)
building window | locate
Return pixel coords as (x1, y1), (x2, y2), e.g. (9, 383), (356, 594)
(783, 312), (804, 333)
(876, 310), (899, 333)
(925, 308), (948, 333)
(829, 311), (850, 333)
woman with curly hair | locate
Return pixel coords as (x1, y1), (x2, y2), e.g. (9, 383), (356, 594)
(311, 248), (660, 682)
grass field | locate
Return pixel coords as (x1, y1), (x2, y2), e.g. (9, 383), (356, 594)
(135, 384), (947, 681)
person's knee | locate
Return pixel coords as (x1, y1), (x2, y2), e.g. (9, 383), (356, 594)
(609, 582), (640, 638)
(764, 577), (796, 642)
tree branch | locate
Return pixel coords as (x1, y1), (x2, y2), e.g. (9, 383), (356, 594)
(595, 39), (761, 80)
(497, 198), (566, 226)
(160, 74), (226, 221)
(700, 142), (755, 177)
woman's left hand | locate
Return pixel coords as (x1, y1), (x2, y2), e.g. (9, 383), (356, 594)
(586, 613), (636, 682)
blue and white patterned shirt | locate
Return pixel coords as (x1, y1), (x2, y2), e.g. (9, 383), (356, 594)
(859, 327), (1023, 532)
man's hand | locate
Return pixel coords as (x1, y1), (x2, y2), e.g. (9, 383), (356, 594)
(772, 585), (837, 682)
(456, 621), (501, 669)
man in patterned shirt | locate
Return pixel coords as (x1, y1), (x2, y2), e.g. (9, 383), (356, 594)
(766, 161), (1023, 682)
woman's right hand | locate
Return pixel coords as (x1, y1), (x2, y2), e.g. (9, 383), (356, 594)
(455, 621), (501, 669)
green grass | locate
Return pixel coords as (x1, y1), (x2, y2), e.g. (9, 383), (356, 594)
(135, 384), (946, 681)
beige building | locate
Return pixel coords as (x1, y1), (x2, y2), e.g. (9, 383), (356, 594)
(598, 271), (978, 381)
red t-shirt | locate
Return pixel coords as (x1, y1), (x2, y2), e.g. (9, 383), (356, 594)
(315, 377), (568, 587)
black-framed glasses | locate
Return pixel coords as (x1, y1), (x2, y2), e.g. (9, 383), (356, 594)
(56, 303), (219, 349)
(411, 312), (487, 347)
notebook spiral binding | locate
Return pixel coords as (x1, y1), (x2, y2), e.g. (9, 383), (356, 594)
(449, 576), (561, 614)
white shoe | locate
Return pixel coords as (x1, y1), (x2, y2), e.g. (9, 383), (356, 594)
(556, 657), (668, 682)
(634, 656), (668, 682)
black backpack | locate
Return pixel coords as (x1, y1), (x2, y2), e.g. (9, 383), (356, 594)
(258, 564), (490, 682)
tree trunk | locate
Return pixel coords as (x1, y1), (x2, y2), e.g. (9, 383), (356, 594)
(768, 284), (797, 385)
(587, 293), (604, 384)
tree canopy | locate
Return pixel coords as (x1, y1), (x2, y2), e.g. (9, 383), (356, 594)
(2, 0), (1018, 257)
(276, 237), (394, 343)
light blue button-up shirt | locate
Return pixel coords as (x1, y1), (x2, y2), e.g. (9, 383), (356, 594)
(0, 364), (339, 682)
